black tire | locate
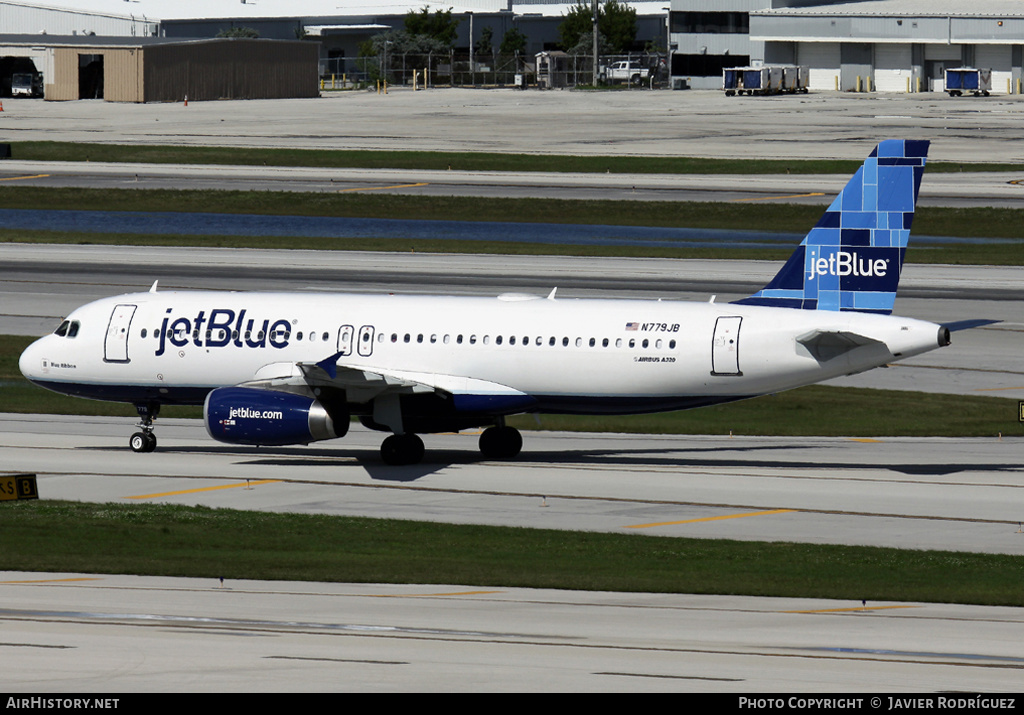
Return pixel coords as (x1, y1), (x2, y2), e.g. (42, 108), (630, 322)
(130, 431), (157, 452)
(479, 426), (523, 460)
(380, 433), (424, 466)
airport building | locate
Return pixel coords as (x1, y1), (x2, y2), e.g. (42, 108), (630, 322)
(0, 0), (670, 98)
(4, 0), (1024, 97)
(669, 0), (1024, 92)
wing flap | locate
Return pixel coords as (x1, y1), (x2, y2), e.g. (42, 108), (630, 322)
(245, 354), (531, 407)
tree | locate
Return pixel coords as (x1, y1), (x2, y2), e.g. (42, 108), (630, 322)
(476, 26), (494, 57)
(216, 26), (260, 39)
(499, 27), (528, 56)
(404, 6), (460, 49)
(557, 1), (637, 54)
(566, 31), (612, 57)
(363, 29), (448, 57)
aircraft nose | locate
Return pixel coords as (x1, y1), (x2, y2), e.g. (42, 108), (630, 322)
(19, 337), (46, 381)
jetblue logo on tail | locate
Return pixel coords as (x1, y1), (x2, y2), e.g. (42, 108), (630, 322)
(807, 249), (888, 281)
(735, 139), (928, 315)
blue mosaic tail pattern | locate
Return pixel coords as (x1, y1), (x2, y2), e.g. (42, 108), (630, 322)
(734, 139), (929, 315)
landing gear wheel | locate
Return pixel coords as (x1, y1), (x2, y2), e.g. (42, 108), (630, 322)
(380, 433), (425, 466)
(479, 426), (523, 460)
(130, 431), (157, 453)
(130, 402), (160, 453)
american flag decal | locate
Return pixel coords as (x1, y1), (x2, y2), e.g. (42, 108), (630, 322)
(625, 322), (639, 331)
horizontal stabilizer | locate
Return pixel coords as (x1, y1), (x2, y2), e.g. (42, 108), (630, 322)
(797, 329), (883, 362)
(943, 319), (1001, 332)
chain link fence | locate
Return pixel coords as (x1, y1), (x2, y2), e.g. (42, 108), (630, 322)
(319, 53), (669, 90)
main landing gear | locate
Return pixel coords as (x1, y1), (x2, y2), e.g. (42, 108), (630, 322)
(378, 424), (523, 466)
(380, 433), (424, 466)
(129, 402), (160, 453)
(478, 425), (522, 460)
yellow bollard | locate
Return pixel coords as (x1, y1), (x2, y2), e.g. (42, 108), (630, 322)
(834, 75), (839, 91)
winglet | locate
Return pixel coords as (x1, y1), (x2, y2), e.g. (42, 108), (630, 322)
(735, 139), (929, 315)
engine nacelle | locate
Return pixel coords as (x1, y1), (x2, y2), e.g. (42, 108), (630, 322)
(204, 386), (347, 446)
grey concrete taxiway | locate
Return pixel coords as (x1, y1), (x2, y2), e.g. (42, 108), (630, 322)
(3, 88), (1024, 163)
(4, 414), (1024, 691)
(3, 413), (1024, 556)
(2, 159), (1023, 208)
(3, 571), (1024, 693)
(3, 89), (1024, 206)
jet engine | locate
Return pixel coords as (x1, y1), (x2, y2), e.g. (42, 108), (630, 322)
(204, 386), (347, 446)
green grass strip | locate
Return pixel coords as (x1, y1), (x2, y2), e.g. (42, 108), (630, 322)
(11, 141), (1024, 175)
(1, 500), (1022, 605)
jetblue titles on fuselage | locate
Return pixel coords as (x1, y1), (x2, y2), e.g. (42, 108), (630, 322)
(155, 308), (292, 356)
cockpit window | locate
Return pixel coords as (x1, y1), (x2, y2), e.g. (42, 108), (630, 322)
(53, 320), (80, 338)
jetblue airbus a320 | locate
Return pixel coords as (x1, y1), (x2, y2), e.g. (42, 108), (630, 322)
(19, 140), (975, 465)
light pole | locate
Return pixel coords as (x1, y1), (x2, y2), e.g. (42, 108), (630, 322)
(663, 5), (671, 85)
(467, 11), (474, 86)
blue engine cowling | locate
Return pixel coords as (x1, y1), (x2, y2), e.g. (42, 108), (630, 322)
(204, 386), (347, 446)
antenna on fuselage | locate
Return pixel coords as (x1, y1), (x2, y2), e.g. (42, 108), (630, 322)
(547, 287), (557, 300)
(149, 280), (159, 293)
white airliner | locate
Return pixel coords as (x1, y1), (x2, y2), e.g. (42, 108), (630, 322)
(18, 140), (980, 465)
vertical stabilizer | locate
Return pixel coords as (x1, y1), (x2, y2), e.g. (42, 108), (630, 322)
(735, 139), (929, 314)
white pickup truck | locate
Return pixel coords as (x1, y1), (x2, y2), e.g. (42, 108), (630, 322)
(604, 61), (649, 86)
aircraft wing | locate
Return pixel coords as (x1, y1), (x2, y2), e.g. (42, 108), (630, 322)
(243, 351), (533, 407)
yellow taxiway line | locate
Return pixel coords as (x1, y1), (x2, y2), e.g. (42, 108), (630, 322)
(732, 192), (826, 202)
(125, 479), (281, 500)
(336, 182), (430, 193)
(0, 174), (50, 182)
(625, 508), (796, 530)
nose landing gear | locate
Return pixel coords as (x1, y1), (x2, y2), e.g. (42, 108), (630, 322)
(130, 402), (160, 453)
(130, 430), (157, 453)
